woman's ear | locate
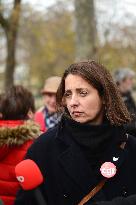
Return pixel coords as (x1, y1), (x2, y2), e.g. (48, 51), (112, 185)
(27, 109), (34, 120)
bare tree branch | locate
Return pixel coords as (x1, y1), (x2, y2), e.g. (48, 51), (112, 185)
(0, 0), (22, 89)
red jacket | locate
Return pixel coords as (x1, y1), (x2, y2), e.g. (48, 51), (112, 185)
(34, 107), (47, 132)
(0, 120), (40, 205)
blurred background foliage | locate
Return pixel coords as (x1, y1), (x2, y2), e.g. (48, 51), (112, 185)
(0, 0), (136, 100)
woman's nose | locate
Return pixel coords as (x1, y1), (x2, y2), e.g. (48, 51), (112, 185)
(69, 95), (79, 107)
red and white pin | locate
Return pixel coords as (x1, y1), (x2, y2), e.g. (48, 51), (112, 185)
(100, 162), (117, 178)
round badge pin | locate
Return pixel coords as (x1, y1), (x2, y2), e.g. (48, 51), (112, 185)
(100, 162), (117, 178)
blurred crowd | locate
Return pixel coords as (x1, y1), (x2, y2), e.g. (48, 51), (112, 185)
(113, 68), (136, 136)
(0, 76), (61, 205)
(0, 66), (136, 205)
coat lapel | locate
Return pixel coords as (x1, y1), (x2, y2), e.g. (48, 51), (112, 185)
(58, 141), (98, 194)
(56, 123), (127, 202)
(100, 143), (127, 170)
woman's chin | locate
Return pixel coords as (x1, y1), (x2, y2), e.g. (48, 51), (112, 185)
(72, 116), (88, 124)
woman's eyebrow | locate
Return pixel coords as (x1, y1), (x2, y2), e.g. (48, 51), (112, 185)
(65, 88), (88, 92)
(76, 88), (88, 91)
(64, 89), (71, 93)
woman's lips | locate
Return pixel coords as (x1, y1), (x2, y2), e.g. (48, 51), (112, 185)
(72, 111), (84, 117)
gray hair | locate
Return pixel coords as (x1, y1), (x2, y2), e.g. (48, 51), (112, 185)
(113, 68), (135, 83)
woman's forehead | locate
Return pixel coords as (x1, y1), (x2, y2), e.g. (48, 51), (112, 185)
(65, 74), (94, 90)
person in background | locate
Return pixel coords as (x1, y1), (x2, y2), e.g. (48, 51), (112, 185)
(0, 85), (40, 205)
(114, 68), (136, 136)
(15, 61), (136, 205)
(34, 76), (61, 132)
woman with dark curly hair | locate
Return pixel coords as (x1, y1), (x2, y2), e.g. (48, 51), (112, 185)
(0, 85), (40, 205)
(15, 61), (136, 205)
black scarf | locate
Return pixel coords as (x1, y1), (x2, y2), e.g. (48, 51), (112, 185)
(62, 115), (126, 169)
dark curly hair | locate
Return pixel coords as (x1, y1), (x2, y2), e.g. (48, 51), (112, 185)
(56, 60), (131, 125)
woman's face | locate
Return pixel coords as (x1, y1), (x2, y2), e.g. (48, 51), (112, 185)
(64, 74), (104, 124)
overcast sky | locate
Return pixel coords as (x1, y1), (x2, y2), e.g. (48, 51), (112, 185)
(22, 0), (56, 9)
(22, 0), (136, 18)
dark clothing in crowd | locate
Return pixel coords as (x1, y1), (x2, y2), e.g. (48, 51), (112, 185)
(44, 107), (60, 129)
(15, 115), (136, 205)
(122, 91), (136, 136)
(34, 106), (61, 132)
(122, 91), (136, 117)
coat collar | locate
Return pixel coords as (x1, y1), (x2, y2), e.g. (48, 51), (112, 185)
(58, 141), (97, 193)
(0, 120), (40, 146)
(57, 124), (127, 197)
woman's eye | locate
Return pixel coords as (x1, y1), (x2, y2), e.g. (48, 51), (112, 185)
(80, 91), (88, 96)
(64, 92), (71, 98)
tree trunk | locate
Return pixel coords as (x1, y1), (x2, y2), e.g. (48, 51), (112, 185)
(0, 0), (21, 90)
(4, 31), (17, 89)
(74, 0), (97, 60)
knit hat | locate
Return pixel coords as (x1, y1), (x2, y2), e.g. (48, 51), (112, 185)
(113, 68), (135, 83)
(41, 76), (61, 94)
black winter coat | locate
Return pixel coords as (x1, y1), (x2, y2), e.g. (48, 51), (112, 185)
(15, 122), (136, 205)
